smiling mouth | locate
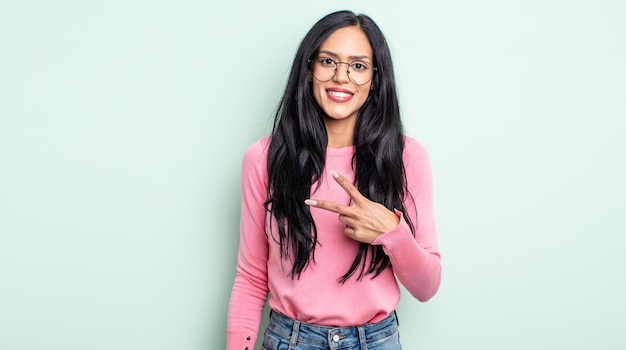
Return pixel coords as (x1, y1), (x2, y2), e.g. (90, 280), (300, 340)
(327, 90), (353, 98)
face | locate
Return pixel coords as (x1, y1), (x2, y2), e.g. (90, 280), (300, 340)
(310, 26), (374, 126)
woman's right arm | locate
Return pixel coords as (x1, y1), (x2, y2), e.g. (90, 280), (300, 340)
(226, 139), (270, 350)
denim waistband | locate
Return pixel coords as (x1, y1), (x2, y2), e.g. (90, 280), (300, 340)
(265, 310), (399, 349)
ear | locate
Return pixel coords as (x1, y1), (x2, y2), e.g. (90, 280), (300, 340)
(308, 71), (313, 82)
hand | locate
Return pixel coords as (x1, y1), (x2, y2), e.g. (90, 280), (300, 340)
(305, 170), (400, 244)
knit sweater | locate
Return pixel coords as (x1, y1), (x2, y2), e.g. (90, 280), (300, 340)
(226, 136), (441, 350)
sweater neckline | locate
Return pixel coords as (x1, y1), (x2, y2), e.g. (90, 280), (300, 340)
(326, 145), (355, 156)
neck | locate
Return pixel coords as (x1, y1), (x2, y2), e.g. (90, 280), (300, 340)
(325, 117), (355, 148)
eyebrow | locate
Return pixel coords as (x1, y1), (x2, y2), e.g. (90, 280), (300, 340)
(318, 50), (372, 62)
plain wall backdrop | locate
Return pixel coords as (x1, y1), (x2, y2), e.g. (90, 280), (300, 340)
(1, 1), (624, 349)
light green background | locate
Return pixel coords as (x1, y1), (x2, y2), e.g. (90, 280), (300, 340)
(1, 1), (625, 349)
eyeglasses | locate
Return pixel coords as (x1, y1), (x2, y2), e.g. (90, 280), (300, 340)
(308, 56), (377, 86)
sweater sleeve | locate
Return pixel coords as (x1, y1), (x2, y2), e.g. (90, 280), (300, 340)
(226, 139), (271, 350)
(371, 137), (442, 301)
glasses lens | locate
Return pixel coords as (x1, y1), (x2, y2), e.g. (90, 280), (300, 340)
(312, 57), (336, 82)
(347, 62), (373, 85)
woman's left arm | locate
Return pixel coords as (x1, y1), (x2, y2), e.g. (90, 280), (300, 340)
(372, 137), (441, 301)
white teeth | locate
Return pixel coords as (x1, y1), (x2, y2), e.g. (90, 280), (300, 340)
(328, 90), (351, 98)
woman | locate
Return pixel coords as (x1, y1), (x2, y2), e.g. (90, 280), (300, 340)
(227, 10), (441, 350)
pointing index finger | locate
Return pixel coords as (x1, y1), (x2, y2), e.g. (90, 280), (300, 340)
(305, 198), (349, 214)
(329, 170), (364, 204)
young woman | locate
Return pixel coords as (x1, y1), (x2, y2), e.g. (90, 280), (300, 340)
(227, 10), (441, 350)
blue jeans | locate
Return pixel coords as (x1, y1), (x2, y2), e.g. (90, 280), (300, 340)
(262, 310), (402, 349)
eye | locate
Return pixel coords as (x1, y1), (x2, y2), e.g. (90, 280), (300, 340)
(350, 62), (368, 72)
(318, 57), (336, 67)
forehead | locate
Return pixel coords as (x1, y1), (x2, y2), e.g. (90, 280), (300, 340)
(318, 26), (373, 59)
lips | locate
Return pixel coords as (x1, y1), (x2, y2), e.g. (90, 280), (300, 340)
(326, 87), (354, 103)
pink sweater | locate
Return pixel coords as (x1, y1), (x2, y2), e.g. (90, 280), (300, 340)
(227, 136), (441, 350)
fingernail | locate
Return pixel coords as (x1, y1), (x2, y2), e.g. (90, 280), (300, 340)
(329, 170), (339, 178)
(304, 199), (317, 206)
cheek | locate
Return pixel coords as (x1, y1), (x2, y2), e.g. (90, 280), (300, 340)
(355, 86), (372, 104)
(311, 82), (324, 105)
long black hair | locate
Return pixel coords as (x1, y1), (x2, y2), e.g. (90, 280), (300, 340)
(265, 10), (414, 282)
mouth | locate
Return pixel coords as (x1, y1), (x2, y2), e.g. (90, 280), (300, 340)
(326, 88), (354, 103)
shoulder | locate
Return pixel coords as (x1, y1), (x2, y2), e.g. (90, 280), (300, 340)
(402, 136), (434, 190)
(241, 136), (271, 174)
(243, 136), (271, 161)
(403, 135), (431, 164)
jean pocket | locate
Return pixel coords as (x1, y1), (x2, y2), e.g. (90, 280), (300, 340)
(366, 329), (402, 349)
(262, 330), (290, 350)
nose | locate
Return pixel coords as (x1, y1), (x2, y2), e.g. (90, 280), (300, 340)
(332, 62), (350, 83)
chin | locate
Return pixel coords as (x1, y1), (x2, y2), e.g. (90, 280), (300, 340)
(324, 112), (356, 121)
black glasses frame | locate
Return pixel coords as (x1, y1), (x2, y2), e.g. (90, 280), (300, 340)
(307, 58), (378, 86)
